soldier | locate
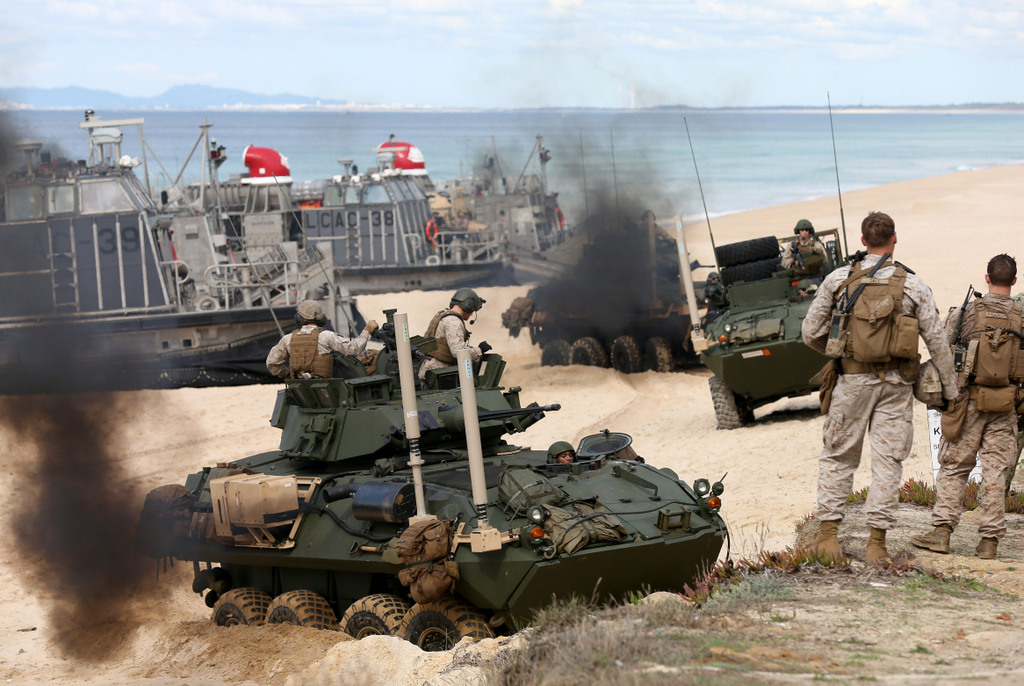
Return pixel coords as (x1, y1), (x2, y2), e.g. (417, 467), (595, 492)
(910, 254), (1021, 560)
(801, 211), (958, 562)
(266, 300), (377, 379)
(703, 271), (727, 322)
(547, 441), (576, 464)
(781, 219), (827, 275)
(419, 288), (491, 380)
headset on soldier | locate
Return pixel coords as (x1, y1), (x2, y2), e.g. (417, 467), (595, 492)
(450, 287), (485, 314)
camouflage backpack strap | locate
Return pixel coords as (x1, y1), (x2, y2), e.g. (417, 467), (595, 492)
(836, 261), (883, 307)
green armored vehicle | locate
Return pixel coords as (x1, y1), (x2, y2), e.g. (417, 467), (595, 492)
(138, 311), (728, 649)
(701, 227), (847, 429)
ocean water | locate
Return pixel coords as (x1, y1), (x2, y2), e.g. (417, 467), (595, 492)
(7, 109), (1024, 224)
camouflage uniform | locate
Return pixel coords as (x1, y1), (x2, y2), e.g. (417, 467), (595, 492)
(266, 325), (371, 378)
(781, 236), (827, 271)
(802, 254), (957, 529)
(932, 293), (1018, 540)
(418, 313), (481, 380)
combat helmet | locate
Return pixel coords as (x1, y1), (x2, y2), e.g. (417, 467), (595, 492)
(295, 300), (326, 326)
(793, 219), (815, 235)
(913, 359), (944, 407)
(546, 440), (575, 464)
(450, 288), (485, 313)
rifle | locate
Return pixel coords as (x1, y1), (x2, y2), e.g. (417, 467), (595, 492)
(837, 252), (891, 314)
(825, 252), (890, 357)
(952, 285), (975, 374)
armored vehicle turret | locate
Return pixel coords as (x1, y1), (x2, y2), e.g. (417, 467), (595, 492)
(138, 311), (728, 649)
(700, 228), (847, 428)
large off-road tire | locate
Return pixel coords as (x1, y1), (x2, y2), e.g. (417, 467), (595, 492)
(340, 593), (412, 638)
(709, 376), (752, 430)
(570, 337), (609, 367)
(714, 236), (780, 269)
(399, 598), (494, 651)
(721, 256), (780, 286)
(645, 336), (674, 373)
(266, 590), (338, 630)
(540, 339), (571, 366)
(610, 335), (644, 374)
(212, 587), (272, 627)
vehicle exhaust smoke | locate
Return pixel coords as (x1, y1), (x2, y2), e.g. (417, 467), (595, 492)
(1, 391), (157, 661)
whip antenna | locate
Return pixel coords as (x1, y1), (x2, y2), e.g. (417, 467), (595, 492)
(684, 117), (717, 264)
(579, 131), (591, 242)
(828, 93), (849, 257)
(610, 130), (621, 227)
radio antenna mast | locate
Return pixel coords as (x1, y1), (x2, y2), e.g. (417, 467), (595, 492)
(684, 117), (717, 264)
(828, 93), (849, 257)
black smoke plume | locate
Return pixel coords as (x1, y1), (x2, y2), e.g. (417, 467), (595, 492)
(526, 183), (686, 341)
(3, 391), (157, 661)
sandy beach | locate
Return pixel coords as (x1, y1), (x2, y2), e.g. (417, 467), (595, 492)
(2, 162), (1023, 684)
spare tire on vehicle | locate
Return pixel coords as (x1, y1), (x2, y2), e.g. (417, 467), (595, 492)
(715, 236), (780, 269)
(721, 256), (781, 286)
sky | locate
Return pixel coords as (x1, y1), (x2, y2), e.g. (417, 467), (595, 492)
(2, 0), (1023, 109)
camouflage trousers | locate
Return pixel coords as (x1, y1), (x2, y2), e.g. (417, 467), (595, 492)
(813, 372), (914, 530)
(933, 397), (1015, 539)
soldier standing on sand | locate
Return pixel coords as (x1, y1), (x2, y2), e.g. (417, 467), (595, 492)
(418, 288), (491, 381)
(911, 254), (1022, 560)
(801, 211), (958, 563)
(266, 300), (377, 379)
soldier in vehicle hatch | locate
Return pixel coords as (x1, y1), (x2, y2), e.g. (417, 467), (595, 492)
(911, 254), (1022, 560)
(547, 441), (576, 464)
(801, 211), (958, 563)
(781, 219), (827, 275)
(419, 288), (491, 380)
(266, 300), (377, 379)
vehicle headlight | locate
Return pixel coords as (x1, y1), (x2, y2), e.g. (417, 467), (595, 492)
(527, 505), (547, 524)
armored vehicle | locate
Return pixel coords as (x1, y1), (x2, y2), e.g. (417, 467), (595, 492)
(0, 111), (360, 394)
(700, 228), (847, 429)
(138, 311), (727, 649)
(501, 212), (706, 374)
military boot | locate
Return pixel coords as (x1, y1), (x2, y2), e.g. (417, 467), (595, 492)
(910, 524), (952, 554)
(976, 537), (998, 560)
(865, 528), (890, 564)
(811, 520), (844, 558)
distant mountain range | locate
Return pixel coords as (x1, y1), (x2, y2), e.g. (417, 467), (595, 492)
(0, 85), (348, 110)
(2, 85), (1021, 112)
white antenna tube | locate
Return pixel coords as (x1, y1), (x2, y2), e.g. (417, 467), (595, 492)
(393, 313), (429, 519)
(673, 215), (708, 353)
(457, 349), (502, 552)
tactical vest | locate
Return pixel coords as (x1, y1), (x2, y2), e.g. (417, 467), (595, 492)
(424, 309), (466, 364)
(288, 327), (334, 378)
(968, 299), (1024, 387)
(835, 261), (919, 372)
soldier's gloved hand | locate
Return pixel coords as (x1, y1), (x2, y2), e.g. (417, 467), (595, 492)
(479, 341), (492, 354)
(364, 320), (379, 335)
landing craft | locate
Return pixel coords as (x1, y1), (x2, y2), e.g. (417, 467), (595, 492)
(189, 133), (578, 294)
(0, 111), (361, 394)
(138, 311), (728, 649)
